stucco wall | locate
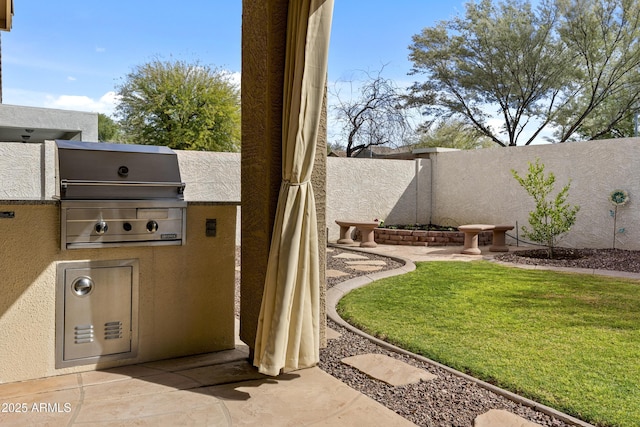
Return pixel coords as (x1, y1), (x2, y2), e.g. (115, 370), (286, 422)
(3, 138), (640, 251)
(178, 151), (241, 202)
(326, 157), (430, 241)
(240, 0), (290, 351)
(0, 143), (43, 198)
(432, 138), (640, 249)
(0, 203), (236, 383)
(177, 150), (241, 244)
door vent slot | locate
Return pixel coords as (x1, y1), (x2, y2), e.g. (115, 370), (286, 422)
(104, 321), (123, 340)
(74, 325), (94, 344)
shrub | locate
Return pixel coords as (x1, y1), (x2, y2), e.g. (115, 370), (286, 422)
(511, 159), (580, 258)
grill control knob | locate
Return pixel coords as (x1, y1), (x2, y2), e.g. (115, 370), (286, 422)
(95, 221), (108, 235)
(146, 220), (159, 233)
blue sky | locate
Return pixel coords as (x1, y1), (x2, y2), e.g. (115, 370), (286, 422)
(2, 1), (466, 117)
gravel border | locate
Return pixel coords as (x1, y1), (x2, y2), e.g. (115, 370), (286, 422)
(326, 245), (404, 288)
(495, 247), (640, 274)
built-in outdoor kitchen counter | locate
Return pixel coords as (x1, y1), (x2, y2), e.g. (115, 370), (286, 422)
(0, 197), (239, 384)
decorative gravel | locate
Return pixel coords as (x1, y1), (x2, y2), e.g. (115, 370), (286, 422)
(496, 247), (640, 273)
(326, 247), (403, 288)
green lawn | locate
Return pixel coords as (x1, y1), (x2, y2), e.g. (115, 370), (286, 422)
(336, 261), (640, 427)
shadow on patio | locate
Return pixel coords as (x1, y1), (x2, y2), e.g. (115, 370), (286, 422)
(0, 339), (412, 426)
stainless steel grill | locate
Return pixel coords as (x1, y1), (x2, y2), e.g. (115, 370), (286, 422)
(56, 140), (187, 250)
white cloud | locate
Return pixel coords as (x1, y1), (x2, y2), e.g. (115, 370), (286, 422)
(43, 91), (120, 116)
(229, 71), (241, 88)
(96, 47), (106, 53)
(67, 76), (77, 81)
(3, 88), (119, 117)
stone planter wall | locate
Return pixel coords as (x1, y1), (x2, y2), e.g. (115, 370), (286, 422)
(355, 228), (493, 247)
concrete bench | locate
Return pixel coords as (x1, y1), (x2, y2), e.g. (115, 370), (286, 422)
(459, 224), (514, 254)
(335, 220), (379, 248)
(489, 225), (515, 252)
(458, 224), (495, 255)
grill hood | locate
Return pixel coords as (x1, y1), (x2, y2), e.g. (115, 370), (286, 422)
(55, 140), (185, 201)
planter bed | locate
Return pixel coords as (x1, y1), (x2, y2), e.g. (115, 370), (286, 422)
(355, 227), (492, 247)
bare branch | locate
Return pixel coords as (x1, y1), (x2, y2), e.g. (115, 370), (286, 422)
(331, 65), (416, 156)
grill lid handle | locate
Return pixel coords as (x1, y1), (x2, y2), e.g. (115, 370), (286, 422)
(60, 179), (186, 194)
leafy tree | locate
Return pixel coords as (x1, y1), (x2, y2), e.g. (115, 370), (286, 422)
(553, 0), (640, 142)
(97, 113), (122, 142)
(575, 99), (637, 140)
(115, 59), (240, 151)
(512, 159), (580, 258)
(331, 68), (415, 157)
(408, 0), (640, 146)
(414, 119), (494, 150)
(408, 0), (566, 147)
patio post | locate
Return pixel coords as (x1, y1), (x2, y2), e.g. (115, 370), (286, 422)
(241, 0), (330, 372)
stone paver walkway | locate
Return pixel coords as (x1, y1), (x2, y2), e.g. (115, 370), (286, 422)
(474, 409), (542, 427)
(341, 353), (437, 386)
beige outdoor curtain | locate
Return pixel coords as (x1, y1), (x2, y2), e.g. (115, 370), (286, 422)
(253, 0), (334, 376)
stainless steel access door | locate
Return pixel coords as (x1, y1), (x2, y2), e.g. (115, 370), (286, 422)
(56, 259), (139, 368)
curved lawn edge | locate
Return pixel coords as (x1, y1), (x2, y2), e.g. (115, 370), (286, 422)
(325, 245), (595, 427)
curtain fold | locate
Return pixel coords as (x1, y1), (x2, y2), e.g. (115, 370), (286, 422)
(253, 0), (334, 376)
